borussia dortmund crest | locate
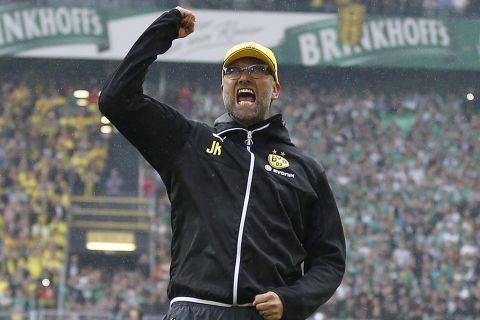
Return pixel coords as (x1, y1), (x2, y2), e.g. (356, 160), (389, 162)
(268, 151), (289, 170)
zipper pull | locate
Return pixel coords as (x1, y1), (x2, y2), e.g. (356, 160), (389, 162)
(245, 131), (253, 146)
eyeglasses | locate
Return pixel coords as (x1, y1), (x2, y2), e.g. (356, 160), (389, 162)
(223, 64), (270, 80)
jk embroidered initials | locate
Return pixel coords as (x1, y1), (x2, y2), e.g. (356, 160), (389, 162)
(206, 141), (222, 156)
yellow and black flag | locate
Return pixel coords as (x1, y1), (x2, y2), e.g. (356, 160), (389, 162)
(337, 0), (366, 45)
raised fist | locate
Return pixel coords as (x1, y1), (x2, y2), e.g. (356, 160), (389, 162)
(176, 6), (196, 38)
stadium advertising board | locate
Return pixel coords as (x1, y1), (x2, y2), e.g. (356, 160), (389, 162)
(276, 17), (480, 70)
(0, 3), (109, 55)
(0, 4), (479, 70)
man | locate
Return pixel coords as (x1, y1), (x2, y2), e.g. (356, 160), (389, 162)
(99, 6), (345, 320)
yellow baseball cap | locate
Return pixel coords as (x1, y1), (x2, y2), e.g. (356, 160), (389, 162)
(223, 41), (279, 83)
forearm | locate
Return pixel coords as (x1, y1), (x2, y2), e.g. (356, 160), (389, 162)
(273, 252), (345, 319)
(98, 9), (191, 170)
(99, 9), (181, 111)
(275, 170), (346, 320)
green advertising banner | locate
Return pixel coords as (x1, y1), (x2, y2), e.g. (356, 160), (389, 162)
(0, 3), (109, 55)
(0, 3), (479, 71)
(274, 16), (480, 70)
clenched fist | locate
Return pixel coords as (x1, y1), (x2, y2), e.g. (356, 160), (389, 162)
(253, 291), (284, 320)
(176, 6), (195, 38)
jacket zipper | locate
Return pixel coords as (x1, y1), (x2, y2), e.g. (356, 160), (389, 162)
(221, 124), (269, 305)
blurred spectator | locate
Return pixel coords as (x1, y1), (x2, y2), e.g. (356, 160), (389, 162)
(140, 172), (157, 198)
(104, 168), (125, 196)
(136, 254), (150, 279)
(128, 307), (142, 320)
(68, 254), (80, 278)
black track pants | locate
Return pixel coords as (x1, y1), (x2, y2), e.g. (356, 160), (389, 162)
(163, 302), (264, 320)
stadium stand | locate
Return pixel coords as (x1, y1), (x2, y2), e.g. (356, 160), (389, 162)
(147, 70), (480, 319)
(0, 1), (479, 319)
(1, 67), (480, 320)
(0, 76), (108, 316)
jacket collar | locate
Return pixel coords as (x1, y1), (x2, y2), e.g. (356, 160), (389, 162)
(213, 113), (294, 146)
(213, 112), (236, 126)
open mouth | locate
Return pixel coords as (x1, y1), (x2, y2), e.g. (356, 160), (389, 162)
(237, 88), (256, 105)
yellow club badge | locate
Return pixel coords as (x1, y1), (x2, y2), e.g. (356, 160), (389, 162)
(268, 150), (289, 169)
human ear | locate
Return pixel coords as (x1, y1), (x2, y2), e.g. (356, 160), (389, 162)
(271, 82), (281, 100)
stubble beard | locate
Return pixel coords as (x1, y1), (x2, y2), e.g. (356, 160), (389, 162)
(222, 91), (271, 127)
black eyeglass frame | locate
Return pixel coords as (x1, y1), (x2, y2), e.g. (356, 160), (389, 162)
(222, 64), (271, 80)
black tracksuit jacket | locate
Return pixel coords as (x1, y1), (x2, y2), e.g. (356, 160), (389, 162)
(99, 9), (346, 320)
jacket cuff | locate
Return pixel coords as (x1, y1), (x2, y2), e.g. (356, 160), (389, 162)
(164, 8), (182, 40)
(272, 288), (308, 320)
(170, 8), (183, 20)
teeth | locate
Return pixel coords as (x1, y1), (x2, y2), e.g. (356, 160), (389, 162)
(239, 101), (254, 105)
(238, 88), (254, 94)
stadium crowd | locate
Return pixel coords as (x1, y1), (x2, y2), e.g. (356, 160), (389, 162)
(0, 79), (108, 316)
(0, 67), (479, 319)
(147, 78), (480, 319)
(66, 75), (480, 319)
(273, 83), (480, 319)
